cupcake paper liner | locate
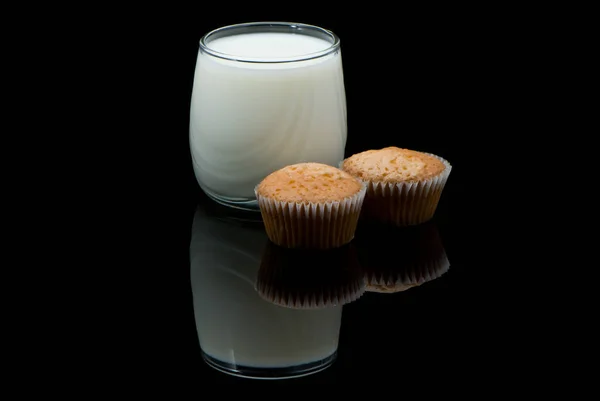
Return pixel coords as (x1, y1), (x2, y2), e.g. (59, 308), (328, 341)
(341, 153), (451, 226)
(365, 253), (450, 293)
(255, 184), (367, 249)
(255, 242), (366, 309)
(354, 221), (450, 294)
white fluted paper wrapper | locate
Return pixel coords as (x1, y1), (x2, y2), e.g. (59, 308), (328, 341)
(255, 185), (367, 249)
(256, 276), (366, 309)
(365, 248), (450, 293)
(254, 241), (366, 309)
(340, 153), (452, 226)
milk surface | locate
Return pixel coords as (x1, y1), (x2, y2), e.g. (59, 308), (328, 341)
(190, 207), (342, 368)
(190, 30), (347, 198)
(207, 32), (332, 60)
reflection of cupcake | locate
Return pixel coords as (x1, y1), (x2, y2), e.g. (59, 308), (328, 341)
(353, 221), (450, 293)
(256, 241), (365, 309)
(341, 147), (451, 226)
(255, 163), (366, 249)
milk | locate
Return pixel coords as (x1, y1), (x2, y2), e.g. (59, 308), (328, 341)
(189, 29), (347, 200)
(206, 32), (332, 60)
(190, 206), (342, 376)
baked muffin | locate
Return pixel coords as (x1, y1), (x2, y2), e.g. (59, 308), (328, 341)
(255, 162), (366, 249)
(341, 147), (451, 226)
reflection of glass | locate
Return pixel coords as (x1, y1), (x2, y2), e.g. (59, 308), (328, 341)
(190, 205), (342, 379)
(353, 221), (450, 293)
(189, 22), (347, 211)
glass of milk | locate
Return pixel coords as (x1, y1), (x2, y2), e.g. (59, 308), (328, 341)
(190, 205), (343, 379)
(189, 22), (347, 211)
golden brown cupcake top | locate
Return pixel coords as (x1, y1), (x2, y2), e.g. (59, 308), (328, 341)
(341, 147), (446, 183)
(256, 162), (362, 204)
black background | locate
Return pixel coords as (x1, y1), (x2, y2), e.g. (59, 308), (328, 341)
(103, 10), (505, 391)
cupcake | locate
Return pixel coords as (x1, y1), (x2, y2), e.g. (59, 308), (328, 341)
(255, 242), (365, 309)
(341, 147), (451, 226)
(255, 163), (366, 249)
(353, 221), (450, 293)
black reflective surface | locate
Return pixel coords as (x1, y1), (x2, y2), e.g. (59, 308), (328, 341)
(180, 190), (479, 384)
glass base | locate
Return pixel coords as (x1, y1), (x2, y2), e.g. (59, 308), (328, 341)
(201, 185), (260, 212)
(201, 351), (337, 380)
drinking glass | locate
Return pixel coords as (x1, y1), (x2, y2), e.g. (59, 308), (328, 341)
(189, 22), (347, 210)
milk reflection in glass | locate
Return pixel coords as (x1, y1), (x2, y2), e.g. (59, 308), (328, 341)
(190, 23), (346, 209)
(190, 206), (342, 378)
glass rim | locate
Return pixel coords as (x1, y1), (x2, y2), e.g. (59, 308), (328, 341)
(199, 22), (340, 64)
